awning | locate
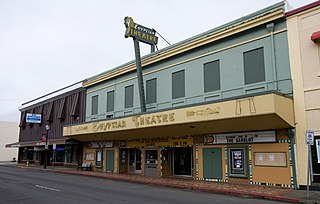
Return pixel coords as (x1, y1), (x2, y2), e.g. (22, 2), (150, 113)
(5, 138), (69, 148)
(311, 31), (320, 44)
(63, 93), (294, 142)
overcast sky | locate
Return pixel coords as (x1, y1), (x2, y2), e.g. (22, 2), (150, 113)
(0, 0), (315, 122)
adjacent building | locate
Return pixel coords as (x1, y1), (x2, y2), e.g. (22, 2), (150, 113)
(6, 83), (86, 167)
(286, 1), (320, 187)
(0, 121), (19, 161)
(64, 2), (296, 188)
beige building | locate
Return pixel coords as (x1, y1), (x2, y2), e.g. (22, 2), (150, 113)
(287, 1), (320, 187)
(0, 121), (19, 161)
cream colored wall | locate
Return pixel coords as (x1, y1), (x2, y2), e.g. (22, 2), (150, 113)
(0, 121), (18, 161)
(287, 5), (320, 186)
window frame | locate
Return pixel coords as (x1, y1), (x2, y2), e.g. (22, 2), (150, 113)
(172, 70), (185, 99)
(91, 95), (99, 115)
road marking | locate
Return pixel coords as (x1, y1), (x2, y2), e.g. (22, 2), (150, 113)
(35, 185), (61, 192)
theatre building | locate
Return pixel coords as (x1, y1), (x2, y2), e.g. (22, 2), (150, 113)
(64, 2), (296, 187)
(6, 83), (86, 168)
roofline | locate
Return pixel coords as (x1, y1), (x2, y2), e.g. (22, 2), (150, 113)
(84, 2), (285, 88)
(285, 0), (320, 17)
(19, 81), (85, 111)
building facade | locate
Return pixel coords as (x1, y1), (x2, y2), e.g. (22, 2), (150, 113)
(64, 3), (297, 188)
(0, 121), (19, 161)
(287, 1), (320, 187)
(7, 84), (86, 168)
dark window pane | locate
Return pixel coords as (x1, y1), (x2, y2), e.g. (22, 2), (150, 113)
(107, 91), (114, 112)
(125, 85), (134, 108)
(204, 60), (220, 93)
(243, 47), (265, 85)
(146, 78), (157, 104)
(172, 70), (185, 99)
(91, 95), (98, 115)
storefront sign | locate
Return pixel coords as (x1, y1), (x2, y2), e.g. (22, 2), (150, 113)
(126, 136), (193, 147)
(26, 113), (41, 124)
(205, 131), (276, 145)
(124, 16), (158, 45)
(88, 141), (114, 148)
(92, 120), (126, 132)
(132, 113), (175, 128)
(186, 106), (220, 117)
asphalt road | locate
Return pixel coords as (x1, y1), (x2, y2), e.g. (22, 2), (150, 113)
(0, 166), (284, 204)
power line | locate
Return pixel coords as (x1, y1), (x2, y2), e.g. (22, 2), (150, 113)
(156, 31), (171, 46)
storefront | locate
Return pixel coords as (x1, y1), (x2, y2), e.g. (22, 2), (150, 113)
(7, 139), (81, 167)
(198, 130), (294, 187)
(64, 93), (296, 187)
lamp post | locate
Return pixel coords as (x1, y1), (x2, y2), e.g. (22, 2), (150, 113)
(44, 123), (50, 169)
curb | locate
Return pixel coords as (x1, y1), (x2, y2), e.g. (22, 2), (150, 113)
(3, 165), (302, 203)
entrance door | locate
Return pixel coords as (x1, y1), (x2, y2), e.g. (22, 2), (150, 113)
(106, 150), (114, 172)
(145, 150), (158, 177)
(173, 147), (192, 176)
(203, 148), (222, 179)
(129, 149), (142, 174)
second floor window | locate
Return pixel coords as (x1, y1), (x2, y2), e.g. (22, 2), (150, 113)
(107, 90), (114, 112)
(146, 78), (157, 104)
(172, 70), (185, 99)
(243, 47), (265, 85)
(91, 95), (98, 115)
(125, 85), (134, 108)
(204, 60), (221, 93)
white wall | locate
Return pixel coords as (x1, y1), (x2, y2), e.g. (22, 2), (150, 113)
(0, 121), (19, 161)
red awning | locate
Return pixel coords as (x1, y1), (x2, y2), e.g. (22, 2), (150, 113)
(311, 31), (320, 44)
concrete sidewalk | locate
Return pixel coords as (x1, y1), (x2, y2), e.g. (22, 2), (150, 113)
(2, 162), (320, 203)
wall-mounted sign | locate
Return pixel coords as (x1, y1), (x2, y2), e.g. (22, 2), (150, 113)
(88, 141), (113, 148)
(26, 113), (41, 124)
(204, 131), (276, 145)
(124, 16), (158, 45)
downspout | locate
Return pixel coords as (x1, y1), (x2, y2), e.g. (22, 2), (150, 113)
(266, 23), (278, 91)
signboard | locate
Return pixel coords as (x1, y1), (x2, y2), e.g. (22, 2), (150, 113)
(204, 131), (276, 145)
(87, 141), (114, 148)
(316, 139), (320, 163)
(306, 130), (314, 145)
(124, 16), (158, 45)
(26, 113), (41, 124)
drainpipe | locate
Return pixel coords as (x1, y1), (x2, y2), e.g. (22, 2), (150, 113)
(266, 23), (278, 91)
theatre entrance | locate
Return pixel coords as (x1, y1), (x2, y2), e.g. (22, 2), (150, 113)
(173, 147), (192, 176)
(128, 148), (142, 174)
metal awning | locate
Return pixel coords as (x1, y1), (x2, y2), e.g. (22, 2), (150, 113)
(63, 93), (294, 142)
(5, 138), (68, 148)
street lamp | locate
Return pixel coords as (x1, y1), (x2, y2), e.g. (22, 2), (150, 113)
(44, 123), (50, 169)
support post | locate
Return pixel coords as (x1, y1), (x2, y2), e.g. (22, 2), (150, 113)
(133, 38), (146, 113)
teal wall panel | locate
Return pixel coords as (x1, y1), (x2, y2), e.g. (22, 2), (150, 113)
(85, 20), (292, 121)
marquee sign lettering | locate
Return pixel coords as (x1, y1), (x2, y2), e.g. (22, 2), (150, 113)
(124, 16), (158, 45)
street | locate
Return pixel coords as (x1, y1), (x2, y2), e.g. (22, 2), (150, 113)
(0, 166), (284, 204)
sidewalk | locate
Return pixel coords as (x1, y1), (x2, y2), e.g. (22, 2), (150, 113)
(2, 162), (320, 203)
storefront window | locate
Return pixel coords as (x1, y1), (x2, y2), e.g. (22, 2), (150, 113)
(228, 147), (248, 178)
(65, 145), (79, 164)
